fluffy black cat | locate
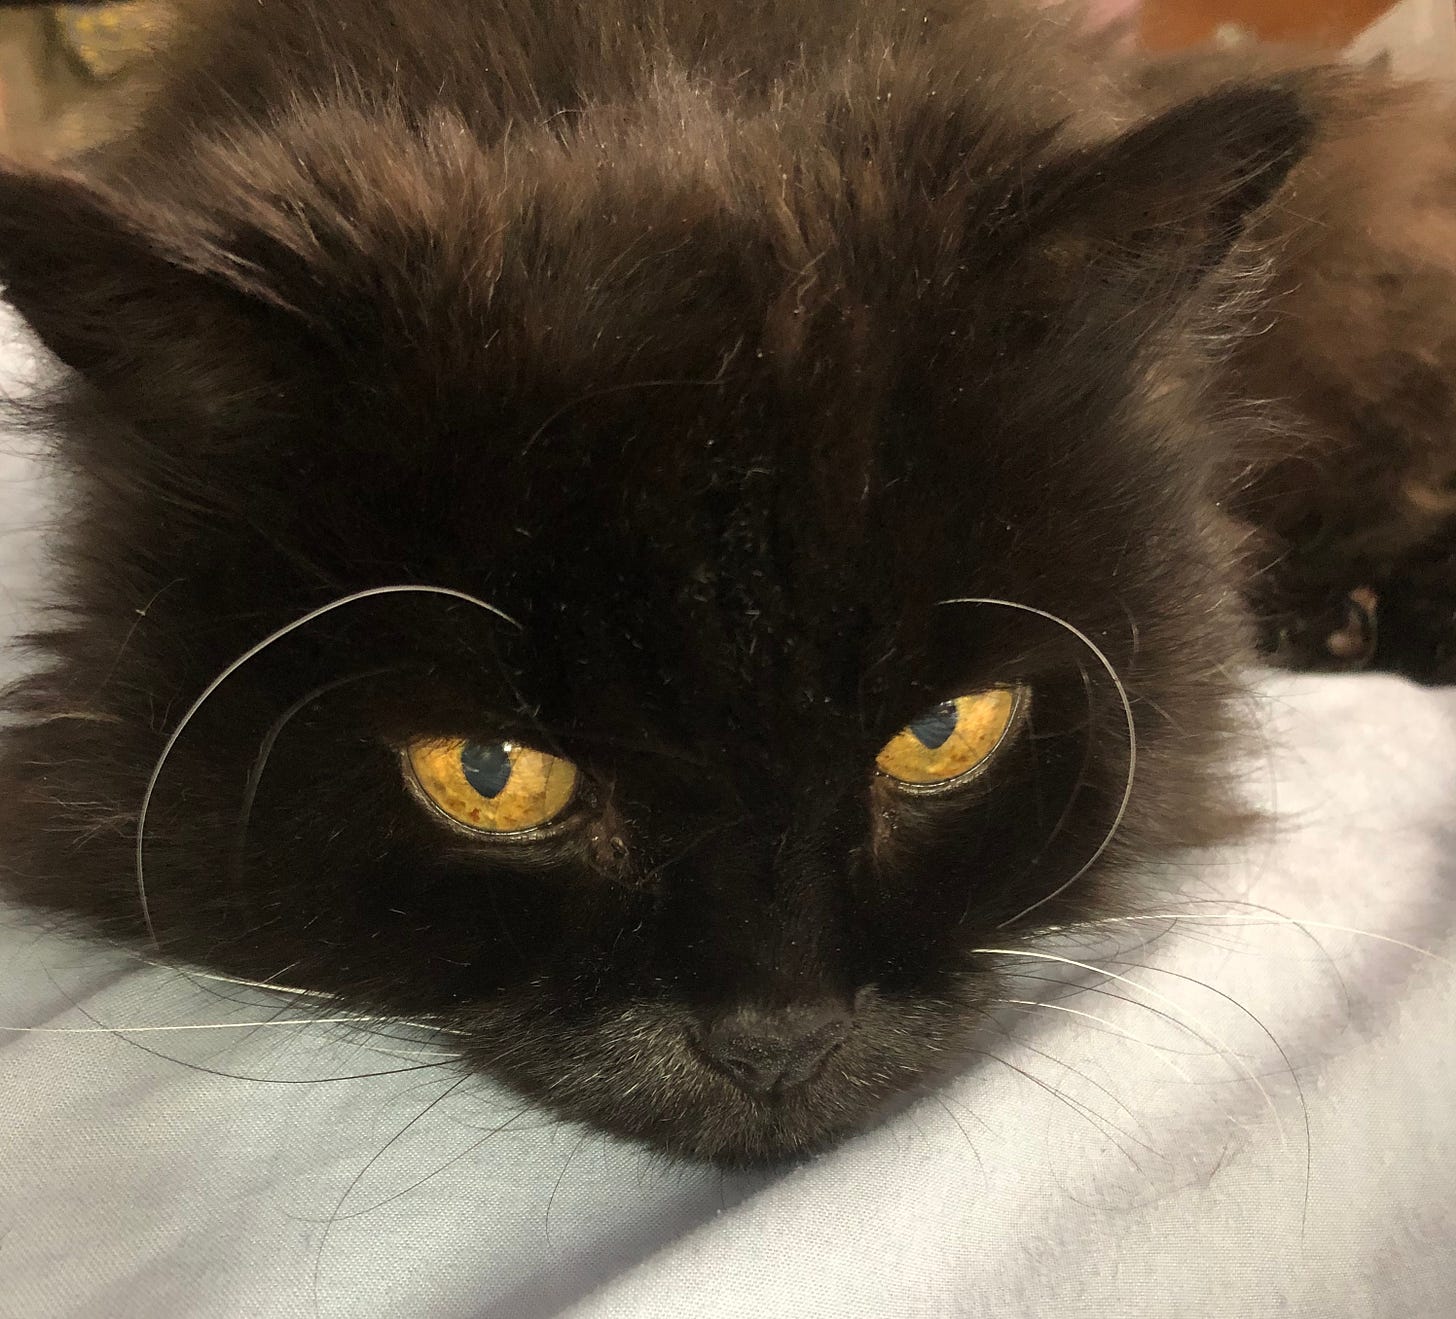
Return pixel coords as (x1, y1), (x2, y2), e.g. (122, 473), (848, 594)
(0, 0), (1452, 1164)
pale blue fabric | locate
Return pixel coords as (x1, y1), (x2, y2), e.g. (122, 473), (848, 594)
(0, 317), (1452, 1319)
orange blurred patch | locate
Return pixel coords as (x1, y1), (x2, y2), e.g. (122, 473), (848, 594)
(1141, 0), (1398, 49)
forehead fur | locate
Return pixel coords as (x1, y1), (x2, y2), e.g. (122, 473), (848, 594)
(14, 69), (1239, 721)
(130, 86), (1067, 377)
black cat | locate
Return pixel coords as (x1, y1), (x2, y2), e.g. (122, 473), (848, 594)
(0, 0), (1450, 1163)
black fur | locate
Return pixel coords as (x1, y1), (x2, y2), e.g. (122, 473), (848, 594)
(0, 0), (1432, 1164)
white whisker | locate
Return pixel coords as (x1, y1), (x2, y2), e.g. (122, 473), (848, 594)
(968, 1044), (1157, 1170)
(980, 1019), (1162, 1147)
(938, 596), (1136, 927)
(138, 959), (338, 1001)
(1093, 950), (1315, 1231)
(133, 959), (474, 1036)
(135, 583), (522, 946)
(972, 945), (1285, 1144)
(1060, 911), (1455, 970)
(989, 996), (1253, 1136)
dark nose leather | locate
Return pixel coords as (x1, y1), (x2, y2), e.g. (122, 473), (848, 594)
(698, 1004), (851, 1094)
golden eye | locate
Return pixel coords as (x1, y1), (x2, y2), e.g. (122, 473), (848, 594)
(875, 688), (1022, 788)
(404, 737), (579, 834)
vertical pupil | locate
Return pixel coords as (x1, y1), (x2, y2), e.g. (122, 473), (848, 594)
(459, 742), (513, 798)
(907, 702), (958, 750)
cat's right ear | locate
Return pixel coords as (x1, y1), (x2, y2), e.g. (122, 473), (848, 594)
(0, 167), (303, 429)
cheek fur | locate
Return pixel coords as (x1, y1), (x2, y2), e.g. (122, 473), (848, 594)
(0, 532), (1246, 1165)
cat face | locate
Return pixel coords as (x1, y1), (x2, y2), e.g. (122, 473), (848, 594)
(0, 77), (1306, 1161)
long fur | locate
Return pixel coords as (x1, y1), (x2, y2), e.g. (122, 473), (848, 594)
(0, 0), (1448, 1163)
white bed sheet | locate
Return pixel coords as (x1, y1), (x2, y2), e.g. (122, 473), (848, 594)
(0, 326), (1453, 1319)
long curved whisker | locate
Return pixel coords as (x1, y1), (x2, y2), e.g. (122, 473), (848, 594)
(34, 960), (465, 1082)
(298, 1101), (549, 1226)
(926, 1094), (989, 1176)
(135, 583), (522, 947)
(965, 1046), (1153, 1173)
(544, 1126), (601, 1245)
(1099, 953), (1313, 1232)
(1063, 910), (1456, 971)
(988, 997), (1252, 1136)
(972, 946), (1285, 1143)
(311, 1074), (471, 1316)
(234, 665), (401, 874)
(130, 959), (474, 1036)
(978, 1015), (1162, 1149)
(937, 596), (1136, 928)
(994, 971), (1234, 1058)
(1013, 658), (1099, 881)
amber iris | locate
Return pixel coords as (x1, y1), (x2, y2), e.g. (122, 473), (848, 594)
(875, 689), (1021, 787)
(405, 737), (578, 833)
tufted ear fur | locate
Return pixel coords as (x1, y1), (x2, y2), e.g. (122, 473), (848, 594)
(1026, 83), (1314, 285)
(0, 168), (307, 435)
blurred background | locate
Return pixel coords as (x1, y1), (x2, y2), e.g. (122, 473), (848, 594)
(0, 0), (1449, 159)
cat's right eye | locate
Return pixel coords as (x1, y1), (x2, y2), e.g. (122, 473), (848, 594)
(404, 737), (579, 835)
(875, 688), (1023, 791)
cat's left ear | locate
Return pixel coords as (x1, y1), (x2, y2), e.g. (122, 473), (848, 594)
(1023, 82), (1314, 286)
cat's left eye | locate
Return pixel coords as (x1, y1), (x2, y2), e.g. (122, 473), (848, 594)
(404, 737), (579, 834)
(875, 688), (1024, 790)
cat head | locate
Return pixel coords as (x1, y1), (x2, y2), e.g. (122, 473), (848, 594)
(0, 73), (1307, 1161)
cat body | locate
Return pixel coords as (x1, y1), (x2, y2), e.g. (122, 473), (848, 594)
(0, 0), (1450, 1162)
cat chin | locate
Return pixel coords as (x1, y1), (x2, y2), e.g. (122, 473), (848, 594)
(646, 1114), (869, 1169)
(462, 988), (973, 1165)
(546, 1080), (895, 1168)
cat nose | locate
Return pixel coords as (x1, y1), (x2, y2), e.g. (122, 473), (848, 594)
(697, 1003), (851, 1095)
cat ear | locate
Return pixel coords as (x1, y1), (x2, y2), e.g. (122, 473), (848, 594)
(0, 167), (302, 426)
(1024, 83), (1314, 285)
